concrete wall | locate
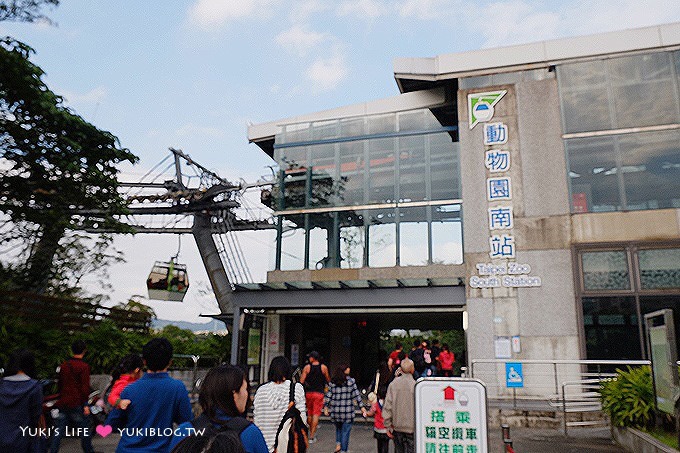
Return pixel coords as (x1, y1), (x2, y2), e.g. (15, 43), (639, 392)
(572, 209), (680, 243)
(460, 78), (581, 396)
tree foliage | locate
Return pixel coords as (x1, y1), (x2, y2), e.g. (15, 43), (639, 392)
(0, 0), (59, 23)
(0, 38), (138, 292)
(0, 316), (229, 377)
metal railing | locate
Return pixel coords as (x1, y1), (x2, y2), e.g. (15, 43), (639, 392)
(470, 359), (653, 435)
(552, 378), (612, 435)
(469, 359), (650, 397)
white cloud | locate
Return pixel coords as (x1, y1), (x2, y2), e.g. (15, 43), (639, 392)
(337, 0), (388, 18)
(398, 0), (455, 20)
(188, 0), (280, 27)
(558, 0), (680, 37)
(289, 0), (329, 22)
(60, 86), (108, 105)
(476, 1), (560, 48)
(472, 0), (680, 48)
(175, 123), (225, 138)
(276, 25), (328, 55)
(306, 54), (349, 91)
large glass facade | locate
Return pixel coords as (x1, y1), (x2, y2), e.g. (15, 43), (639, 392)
(558, 51), (680, 213)
(577, 244), (680, 360)
(270, 107), (462, 270)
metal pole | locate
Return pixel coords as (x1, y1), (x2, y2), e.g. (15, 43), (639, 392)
(553, 362), (559, 395)
(562, 382), (568, 436)
(230, 307), (240, 365)
(174, 152), (184, 188)
(191, 355), (199, 393)
(513, 388), (516, 409)
(501, 424), (510, 440)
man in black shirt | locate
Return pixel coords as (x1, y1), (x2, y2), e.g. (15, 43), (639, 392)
(300, 351), (330, 443)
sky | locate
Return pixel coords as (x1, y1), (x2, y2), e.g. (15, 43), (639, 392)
(2, 0), (680, 323)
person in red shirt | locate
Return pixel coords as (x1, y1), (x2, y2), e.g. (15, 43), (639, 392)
(107, 354), (144, 410)
(365, 387), (390, 453)
(387, 342), (403, 373)
(50, 340), (93, 453)
(436, 344), (455, 377)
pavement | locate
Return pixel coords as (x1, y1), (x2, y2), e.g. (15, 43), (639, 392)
(58, 421), (625, 453)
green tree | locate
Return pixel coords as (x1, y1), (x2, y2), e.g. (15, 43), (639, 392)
(0, 38), (138, 292)
(0, 0), (59, 23)
(115, 296), (157, 320)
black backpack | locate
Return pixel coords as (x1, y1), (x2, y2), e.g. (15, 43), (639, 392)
(171, 414), (248, 453)
(273, 381), (309, 453)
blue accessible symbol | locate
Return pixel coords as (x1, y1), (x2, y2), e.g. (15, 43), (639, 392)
(505, 362), (524, 388)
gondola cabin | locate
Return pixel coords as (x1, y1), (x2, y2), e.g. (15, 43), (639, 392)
(146, 260), (189, 302)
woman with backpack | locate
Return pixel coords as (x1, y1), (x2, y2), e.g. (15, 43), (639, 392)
(170, 365), (268, 453)
(323, 365), (366, 453)
(253, 356), (307, 452)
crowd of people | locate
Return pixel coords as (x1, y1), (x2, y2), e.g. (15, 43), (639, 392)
(0, 338), (456, 453)
(388, 339), (456, 379)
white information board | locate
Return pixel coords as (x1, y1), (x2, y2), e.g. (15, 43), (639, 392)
(415, 378), (488, 453)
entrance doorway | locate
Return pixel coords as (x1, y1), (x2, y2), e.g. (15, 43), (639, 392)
(282, 309), (464, 388)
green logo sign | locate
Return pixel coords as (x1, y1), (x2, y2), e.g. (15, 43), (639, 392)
(468, 90), (507, 129)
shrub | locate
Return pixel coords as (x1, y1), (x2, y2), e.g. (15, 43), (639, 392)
(600, 366), (655, 428)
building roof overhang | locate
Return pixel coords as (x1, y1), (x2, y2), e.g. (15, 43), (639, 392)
(394, 21), (680, 93)
(247, 87), (448, 157)
(233, 277), (464, 292)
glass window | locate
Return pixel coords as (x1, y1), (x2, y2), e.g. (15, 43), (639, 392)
(368, 208), (396, 267)
(398, 135), (427, 202)
(368, 138), (396, 203)
(619, 130), (680, 211)
(338, 141), (365, 205)
(582, 296), (641, 360)
(279, 123), (311, 145)
(309, 143), (337, 208)
(430, 133), (460, 200)
(566, 136), (621, 213)
(312, 120), (339, 141)
(280, 216), (305, 271)
(276, 145), (308, 169)
(339, 117), (365, 138)
(609, 53), (678, 129)
(367, 113), (396, 135)
(340, 211), (365, 269)
(398, 110), (427, 132)
(308, 213), (333, 270)
(557, 60), (612, 133)
(431, 204), (463, 265)
(282, 168), (307, 209)
(398, 207), (428, 266)
(581, 250), (630, 290)
(639, 248), (680, 289)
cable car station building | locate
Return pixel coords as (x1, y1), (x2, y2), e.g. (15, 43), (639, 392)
(231, 23), (680, 394)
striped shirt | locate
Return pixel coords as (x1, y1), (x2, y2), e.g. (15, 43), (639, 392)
(253, 381), (307, 453)
(324, 377), (363, 423)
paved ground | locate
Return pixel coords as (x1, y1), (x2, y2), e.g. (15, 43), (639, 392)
(58, 421), (624, 452)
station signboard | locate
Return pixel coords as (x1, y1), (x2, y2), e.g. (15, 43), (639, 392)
(415, 378), (488, 453)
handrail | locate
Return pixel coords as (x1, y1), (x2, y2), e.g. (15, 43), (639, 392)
(469, 359), (652, 385)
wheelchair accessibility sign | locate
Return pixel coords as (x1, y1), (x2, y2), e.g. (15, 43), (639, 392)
(505, 362), (524, 388)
